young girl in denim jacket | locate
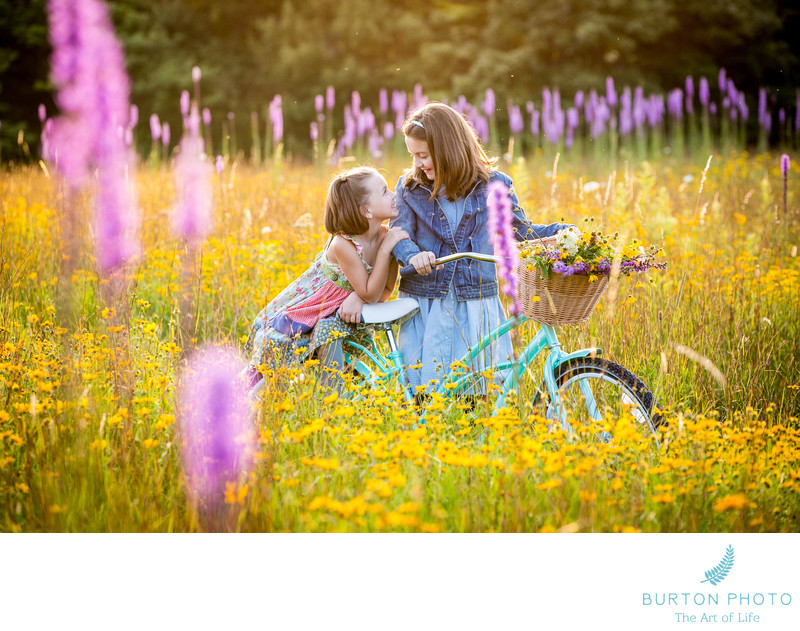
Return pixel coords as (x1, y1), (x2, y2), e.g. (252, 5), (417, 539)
(391, 102), (570, 394)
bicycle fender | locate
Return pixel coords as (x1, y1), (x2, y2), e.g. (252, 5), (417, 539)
(554, 347), (603, 367)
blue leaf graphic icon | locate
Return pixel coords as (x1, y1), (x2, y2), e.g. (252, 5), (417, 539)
(701, 545), (734, 585)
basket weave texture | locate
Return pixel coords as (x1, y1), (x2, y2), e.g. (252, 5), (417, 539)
(517, 238), (608, 326)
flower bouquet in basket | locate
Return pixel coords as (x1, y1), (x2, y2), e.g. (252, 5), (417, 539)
(517, 226), (666, 326)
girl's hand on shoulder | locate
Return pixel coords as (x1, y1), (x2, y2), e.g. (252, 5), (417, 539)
(380, 226), (409, 251)
(337, 292), (363, 323)
(409, 251), (436, 275)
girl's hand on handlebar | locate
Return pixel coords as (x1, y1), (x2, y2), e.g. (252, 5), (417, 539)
(337, 292), (364, 323)
(409, 251), (437, 275)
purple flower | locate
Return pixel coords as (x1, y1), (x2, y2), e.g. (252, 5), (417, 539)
(216, 154), (224, 174)
(47, 0), (140, 273)
(508, 103), (524, 134)
(605, 76), (617, 108)
(310, 121), (319, 142)
(685, 76), (694, 112)
(269, 95), (283, 144)
(38, 104), (47, 123)
(699, 77), (710, 108)
(718, 68), (727, 93)
(530, 109), (540, 136)
(172, 106), (213, 243)
(758, 88), (767, 124)
(383, 121), (395, 140)
(482, 88), (496, 117)
(486, 181), (520, 315)
(95, 149), (140, 271)
(326, 86), (335, 110)
(667, 89), (683, 118)
(162, 122), (170, 147)
(192, 65), (201, 85)
(150, 113), (161, 140)
(202, 107), (211, 127)
(368, 130), (383, 158)
(782, 154), (790, 177)
(379, 88), (388, 114)
(178, 345), (255, 507)
(314, 94), (324, 113)
(180, 90), (190, 118)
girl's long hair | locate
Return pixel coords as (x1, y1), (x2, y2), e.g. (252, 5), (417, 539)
(402, 102), (495, 201)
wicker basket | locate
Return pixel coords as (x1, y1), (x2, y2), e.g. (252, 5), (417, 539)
(517, 238), (609, 326)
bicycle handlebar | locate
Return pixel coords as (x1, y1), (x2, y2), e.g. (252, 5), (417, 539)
(399, 252), (502, 278)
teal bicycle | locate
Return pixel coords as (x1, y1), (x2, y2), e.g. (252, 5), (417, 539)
(343, 251), (663, 444)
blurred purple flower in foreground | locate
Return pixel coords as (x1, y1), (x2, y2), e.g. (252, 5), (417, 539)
(47, 0), (140, 273)
(179, 346), (255, 507)
(486, 181), (521, 315)
(172, 106), (213, 244)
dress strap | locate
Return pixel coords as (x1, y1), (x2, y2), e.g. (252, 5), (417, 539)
(339, 233), (363, 255)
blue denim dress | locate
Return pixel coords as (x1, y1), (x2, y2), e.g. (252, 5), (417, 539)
(399, 193), (514, 393)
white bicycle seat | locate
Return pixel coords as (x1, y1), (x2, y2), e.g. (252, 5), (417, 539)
(361, 297), (419, 325)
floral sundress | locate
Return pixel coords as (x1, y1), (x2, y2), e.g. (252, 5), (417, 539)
(244, 235), (372, 369)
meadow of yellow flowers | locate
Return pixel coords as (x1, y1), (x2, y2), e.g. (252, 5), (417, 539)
(0, 151), (798, 532)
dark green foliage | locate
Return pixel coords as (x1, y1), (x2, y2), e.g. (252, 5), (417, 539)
(0, 0), (798, 160)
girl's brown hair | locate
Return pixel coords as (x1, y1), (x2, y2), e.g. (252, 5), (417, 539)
(402, 102), (496, 201)
(324, 166), (376, 236)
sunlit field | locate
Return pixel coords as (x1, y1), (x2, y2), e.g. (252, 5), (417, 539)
(1, 149), (798, 532)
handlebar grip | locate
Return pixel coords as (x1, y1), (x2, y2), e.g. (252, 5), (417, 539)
(399, 264), (419, 278)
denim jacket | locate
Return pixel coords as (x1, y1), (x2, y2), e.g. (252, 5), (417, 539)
(391, 170), (570, 300)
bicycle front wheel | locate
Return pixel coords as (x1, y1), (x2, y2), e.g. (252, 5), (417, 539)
(538, 357), (663, 443)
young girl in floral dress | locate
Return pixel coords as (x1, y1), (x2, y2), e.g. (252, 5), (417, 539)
(244, 166), (408, 392)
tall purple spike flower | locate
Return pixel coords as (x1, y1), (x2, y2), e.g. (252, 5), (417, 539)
(47, 0), (140, 273)
(180, 90), (190, 118)
(486, 181), (520, 315)
(150, 113), (161, 140)
(162, 121), (171, 147)
(605, 76), (617, 108)
(178, 345), (255, 508)
(684, 76), (694, 113)
(269, 95), (283, 144)
(172, 106), (212, 244)
(667, 89), (683, 118)
(508, 103), (524, 134)
(699, 77), (710, 108)
(482, 88), (496, 117)
(379, 88), (388, 115)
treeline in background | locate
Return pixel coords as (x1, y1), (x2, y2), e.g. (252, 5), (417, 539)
(2, 0), (800, 163)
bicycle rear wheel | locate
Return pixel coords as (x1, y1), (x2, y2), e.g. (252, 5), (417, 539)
(535, 357), (663, 444)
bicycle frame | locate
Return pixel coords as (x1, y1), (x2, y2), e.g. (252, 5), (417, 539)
(345, 310), (603, 431)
